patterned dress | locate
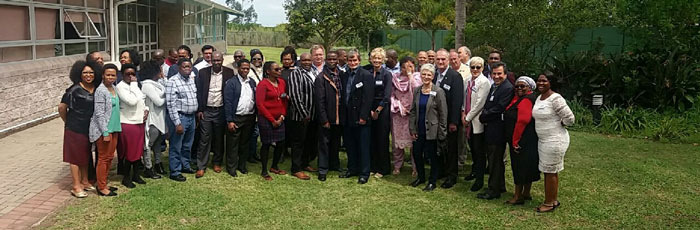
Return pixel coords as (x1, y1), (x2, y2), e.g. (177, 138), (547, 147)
(532, 93), (575, 173)
(390, 72), (422, 149)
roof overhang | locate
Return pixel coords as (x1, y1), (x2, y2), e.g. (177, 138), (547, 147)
(190, 0), (244, 16)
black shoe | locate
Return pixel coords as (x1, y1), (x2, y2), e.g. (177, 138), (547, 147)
(228, 171), (238, 178)
(144, 169), (162, 179)
(169, 174), (187, 182)
(441, 179), (456, 189)
(358, 177), (368, 184)
(154, 163), (167, 175)
(477, 191), (501, 200)
(470, 179), (484, 192)
(410, 179), (425, 187)
(181, 168), (195, 174)
(121, 161), (135, 188)
(121, 179), (136, 188)
(423, 183), (437, 191)
(132, 175), (147, 184)
(318, 174), (327, 181)
(339, 172), (357, 178)
(108, 186), (118, 192)
(97, 190), (117, 196)
(132, 161), (147, 184)
(238, 168), (248, 174)
(464, 174), (476, 181)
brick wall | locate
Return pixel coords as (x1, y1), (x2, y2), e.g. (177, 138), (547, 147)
(0, 52), (110, 137)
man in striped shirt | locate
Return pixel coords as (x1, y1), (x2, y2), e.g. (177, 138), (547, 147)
(166, 58), (198, 182)
(287, 53), (318, 180)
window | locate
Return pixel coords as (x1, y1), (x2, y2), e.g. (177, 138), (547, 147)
(0, 1), (107, 63)
(117, 0), (157, 60)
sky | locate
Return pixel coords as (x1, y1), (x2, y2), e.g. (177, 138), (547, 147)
(212, 0), (288, 27)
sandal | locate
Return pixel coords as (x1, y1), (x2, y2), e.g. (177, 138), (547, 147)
(83, 186), (96, 191)
(71, 190), (88, 198)
(535, 201), (560, 213)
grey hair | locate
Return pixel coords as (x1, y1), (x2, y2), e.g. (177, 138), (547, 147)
(420, 63), (435, 73)
(459, 46), (471, 56)
(347, 49), (360, 59)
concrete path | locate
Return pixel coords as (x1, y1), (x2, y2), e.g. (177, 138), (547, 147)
(0, 119), (73, 229)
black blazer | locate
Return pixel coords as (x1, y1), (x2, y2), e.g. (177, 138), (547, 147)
(433, 68), (464, 126)
(479, 80), (514, 145)
(341, 67), (374, 127)
(363, 65), (393, 110)
(315, 66), (344, 126)
(196, 66), (234, 112)
(223, 75), (257, 123)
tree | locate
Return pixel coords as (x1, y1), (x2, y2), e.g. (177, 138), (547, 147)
(227, 0), (258, 24)
(284, 0), (389, 50)
(454, 0), (466, 48)
(390, 0), (455, 50)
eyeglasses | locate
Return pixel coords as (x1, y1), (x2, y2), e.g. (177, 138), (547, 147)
(252, 58), (262, 61)
(82, 71), (94, 75)
(489, 57), (500, 60)
(515, 85), (529, 89)
(234, 55), (244, 58)
(274, 67), (283, 71)
(470, 66), (482, 70)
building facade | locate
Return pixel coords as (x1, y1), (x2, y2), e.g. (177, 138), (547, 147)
(0, 0), (241, 135)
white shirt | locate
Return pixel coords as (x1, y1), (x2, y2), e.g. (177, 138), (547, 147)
(311, 63), (324, 79)
(194, 60), (211, 71)
(236, 75), (255, 115)
(207, 69), (224, 107)
(161, 63), (171, 76)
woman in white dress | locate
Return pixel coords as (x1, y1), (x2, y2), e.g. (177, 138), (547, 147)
(532, 73), (575, 212)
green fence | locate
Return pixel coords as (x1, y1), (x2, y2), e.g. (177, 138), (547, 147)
(227, 31), (290, 47)
(382, 30), (450, 52)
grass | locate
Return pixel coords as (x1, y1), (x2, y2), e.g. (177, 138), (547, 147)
(41, 131), (700, 229)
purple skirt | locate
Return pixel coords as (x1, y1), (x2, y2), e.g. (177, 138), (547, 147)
(63, 129), (91, 166)
(117, 123), (145, 162)
(258, 115), (285, 144)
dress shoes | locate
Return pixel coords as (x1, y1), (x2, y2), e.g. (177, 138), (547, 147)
(464, 174), (476, 181)
(477, 191), (501, 200)
(318, 174), (327, 181)
(339, 172), (357, 178)
(181, 168), (195, 174)
(410, 179), (425, 187)
(303, 166), (318, 172)
(144, 169), (162, 179)
(293, 172), (310, 180)
(423, 183), (437, 191)
(441, 179), (456, 189)
(228, 172), (238, 178)
(357, 177), (368, 184)
(213, 165), (222, 173)
(132, 175), (147, 185)
(238, 168), (248, 174)
(169, 174), (187, 182)
(97, 190), (117, 196)
(470, 179), (484, 192)
(195, 170), (205, 178)
(270, 168), (287, 175)
(154, 163), (167, 175)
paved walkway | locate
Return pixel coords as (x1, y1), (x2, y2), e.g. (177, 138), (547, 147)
(0, 119), (73, 229)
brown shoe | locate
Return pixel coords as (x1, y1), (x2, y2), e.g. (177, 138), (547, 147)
(293, 172), (310, 180)
(213, 165), (222, 173)
(270, 168), (287, 175)
(262, 175), (273, 181)
(303, 166), (318, 172)
(195, 170), (205, 178)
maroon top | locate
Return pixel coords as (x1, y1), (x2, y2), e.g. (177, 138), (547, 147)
(256, 78), (288, 122)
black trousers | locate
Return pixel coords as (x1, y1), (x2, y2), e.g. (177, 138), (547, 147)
(196, 107), (225, 170)
(318, 124), (342, 175)
(288, 120), (319, 173)
(344, 125), (371, 178)
(486, 143), (507, 194)
(224, 114), (255, 173)
(260, 141), (285, 176)
(413, 136), (440, 184)
(443, 125), (461, 181)
(468, 131), (486, 179)
(370, 111), (391, 175)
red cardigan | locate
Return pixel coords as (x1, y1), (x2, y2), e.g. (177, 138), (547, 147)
(506, 92), (533, 147)
(256, 78), (288, 122)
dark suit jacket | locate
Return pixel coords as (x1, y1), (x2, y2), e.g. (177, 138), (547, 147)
(340, 67), (374, 128)
(223, 75), (257, 123)
(479, 80), (514, 145)
(315, 66), (344, 126)
(433, 68), (464, 126)
(196, 66), (234, 112)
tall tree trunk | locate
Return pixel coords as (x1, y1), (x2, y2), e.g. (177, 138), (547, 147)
(455, 0), (466, 48)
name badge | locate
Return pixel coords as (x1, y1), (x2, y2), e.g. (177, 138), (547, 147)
(355, 82), (363, 88)
(375, 80), (383, 86)
(429, 91), (437, 96)
(490, 95), (495, 101)
(443, 84), (451, 91)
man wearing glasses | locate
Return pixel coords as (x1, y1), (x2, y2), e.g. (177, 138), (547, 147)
(230, 49), (246, 72)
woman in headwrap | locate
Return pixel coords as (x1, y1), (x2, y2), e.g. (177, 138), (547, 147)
(390, 56), (422, 176)
(503, 76), (540, 205)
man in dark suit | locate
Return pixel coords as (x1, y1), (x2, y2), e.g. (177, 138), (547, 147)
(477, 61), (514, 200)
(339, 49), (374, 184)
(314, 51), (344, 181)
(194, 51), (234, 178)
(433, 49), (465, 189)
(222, 59), (257, 177)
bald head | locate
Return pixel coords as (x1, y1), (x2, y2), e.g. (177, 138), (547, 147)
(167, 48), (178, 63)
(386, 49), (398, 68)
(152, 49), (165, 65)
(211, 51), (224, 71)
(299, 53), (312, 70)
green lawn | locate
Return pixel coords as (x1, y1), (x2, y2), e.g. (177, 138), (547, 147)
(41, 131), (699, 229)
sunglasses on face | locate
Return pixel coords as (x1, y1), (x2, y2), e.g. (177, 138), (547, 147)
(489, 57), (500, 60)
(252, 58), (262, 61)
(515, 85), (529, 89)
(470, 66), (482, 70)
(234, 55), (244, 58)
(82, 71), (94, 75)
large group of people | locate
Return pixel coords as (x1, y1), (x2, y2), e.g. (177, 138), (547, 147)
(59, 44), (574, 213)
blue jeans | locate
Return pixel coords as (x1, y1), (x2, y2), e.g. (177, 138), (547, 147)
(168, 114), (196, 176)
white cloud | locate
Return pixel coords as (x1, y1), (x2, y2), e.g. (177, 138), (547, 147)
(212, 0), (288, 27)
